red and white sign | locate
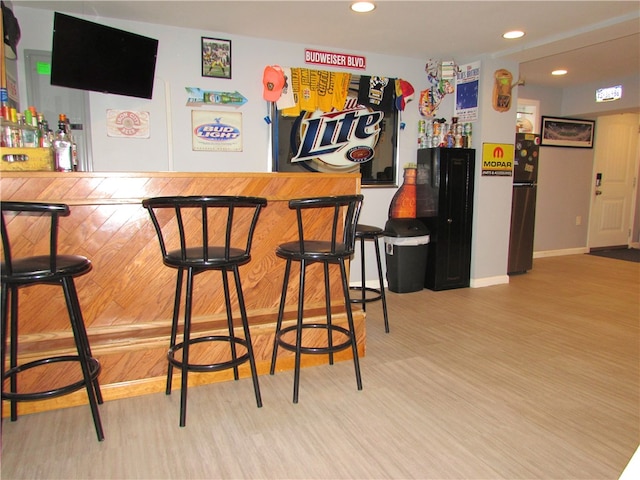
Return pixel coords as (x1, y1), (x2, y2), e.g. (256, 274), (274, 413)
(106, 110), (150, 138)
(304, 49), (366, 70)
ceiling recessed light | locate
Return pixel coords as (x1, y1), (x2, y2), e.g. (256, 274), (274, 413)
(503, 30), (525, 39)
(351, 2), (376, 13)
(552, 69), (568, 76)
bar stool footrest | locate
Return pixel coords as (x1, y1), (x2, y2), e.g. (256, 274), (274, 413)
(168, 335), (251, 372)
(349, 286), (383, 303)
(2, 355), (101, 401)
(276, 323), (354, 355)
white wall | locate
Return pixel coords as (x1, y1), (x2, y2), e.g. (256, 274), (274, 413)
(561, 73), (640, 118)
(468, 57), (519, 287)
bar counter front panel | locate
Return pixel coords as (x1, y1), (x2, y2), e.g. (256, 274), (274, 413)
(0, 172), (364, 416)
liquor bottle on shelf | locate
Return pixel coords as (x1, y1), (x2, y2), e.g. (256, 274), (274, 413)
(59, 113), (78, 170)
(38, 117), (52, 148)
(53, 114), (73, 172)
(21, 111), (38, 148)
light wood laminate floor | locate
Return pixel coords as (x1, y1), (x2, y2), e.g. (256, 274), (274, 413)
(2, 254), (638, 479)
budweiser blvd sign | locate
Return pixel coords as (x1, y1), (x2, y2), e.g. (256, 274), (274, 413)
(304, 49), (366, 70)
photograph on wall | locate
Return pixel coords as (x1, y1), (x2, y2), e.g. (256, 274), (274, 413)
(201, 37), (231, 79)
(191, 110), (242, 152)
(271, 70), (399, 187)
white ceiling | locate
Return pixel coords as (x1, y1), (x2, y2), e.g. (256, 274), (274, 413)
(11, 0), (640, 90)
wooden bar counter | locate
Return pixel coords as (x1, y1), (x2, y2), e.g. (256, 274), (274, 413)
(0, 171), (364, 416)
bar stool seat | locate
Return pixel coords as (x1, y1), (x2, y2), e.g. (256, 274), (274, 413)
(142, 195), (266, 427)
(1, 201), (104, 441)
(350, 224), (390, 333)
(270, 195), (364, 403)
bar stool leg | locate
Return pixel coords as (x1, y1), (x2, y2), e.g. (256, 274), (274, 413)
(63, 277), (104, 441)
(232, 265), (262, 408)
(373, 237), (390, 333)
(167, 269), (184, 395)
(0, 284), (6, 425)
(323, 262), (334, 365)
(293, 259), (307, 404)
(1, 285), (19, 421)
(222, 269), (240, 381)
(270, 259), (292, 375)
(9, 286), (18, 421)
(339, 257), (362, 391)
(66, 279), (103, 404)
(179, 267), (195, 428)
(359, 236), (367, 310)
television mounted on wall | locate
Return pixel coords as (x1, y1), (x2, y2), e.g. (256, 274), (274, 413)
(50, 12), (159, 100)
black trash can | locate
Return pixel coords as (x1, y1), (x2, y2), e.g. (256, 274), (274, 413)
(384, 219), (430, 293)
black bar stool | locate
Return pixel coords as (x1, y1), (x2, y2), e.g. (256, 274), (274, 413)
(142, 196), (266, 427)
(350, 224), (390, 333)
(1, 201), (104, 441)
(270, 195), (363, 403)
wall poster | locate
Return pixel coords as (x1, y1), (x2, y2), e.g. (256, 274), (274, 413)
(271, 72), (399, 187)
(455, 61), (480, 122)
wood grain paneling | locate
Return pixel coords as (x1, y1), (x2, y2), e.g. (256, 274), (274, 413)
(1, 172), (364, 415)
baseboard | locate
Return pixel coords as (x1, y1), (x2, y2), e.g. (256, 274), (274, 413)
(534, 247), (589, 258)
(356, 246), (590, 290)
(350, 280), (386, 289)
(470, 275), (510, 288)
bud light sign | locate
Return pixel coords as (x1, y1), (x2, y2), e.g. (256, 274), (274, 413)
(192, 110), (243, 152)
(195, 123), (239, 140)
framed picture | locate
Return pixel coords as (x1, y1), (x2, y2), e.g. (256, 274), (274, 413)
(540, 116), (595, 148)
(201, 37), (231, 79)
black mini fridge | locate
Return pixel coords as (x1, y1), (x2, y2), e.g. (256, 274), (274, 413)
(508, 133), (540, 274)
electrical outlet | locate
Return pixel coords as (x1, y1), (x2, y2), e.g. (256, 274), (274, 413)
(576, 215), (582, 226)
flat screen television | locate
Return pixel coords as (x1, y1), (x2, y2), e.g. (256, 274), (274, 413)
(50, 12), (159, 100)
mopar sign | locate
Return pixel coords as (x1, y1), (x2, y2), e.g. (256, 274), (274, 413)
(194, 123), (240, 141)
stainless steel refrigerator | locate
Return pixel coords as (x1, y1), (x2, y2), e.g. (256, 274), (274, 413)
(508, 133), (540, 274)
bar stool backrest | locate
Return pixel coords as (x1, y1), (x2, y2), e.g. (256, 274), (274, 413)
(1, 201), (70, 278)
(142, 196), (267, 268)
(289, 195), (363, 256)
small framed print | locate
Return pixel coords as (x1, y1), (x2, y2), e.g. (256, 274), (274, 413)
(201, 37), (231, 79)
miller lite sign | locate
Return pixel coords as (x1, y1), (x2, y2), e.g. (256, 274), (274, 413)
(273, 74), (398, 185)
(291, 98), (382, 168)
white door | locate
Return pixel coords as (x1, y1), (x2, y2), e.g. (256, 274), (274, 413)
(588, 113), (639, 249)
(23, 49), (93, 171)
